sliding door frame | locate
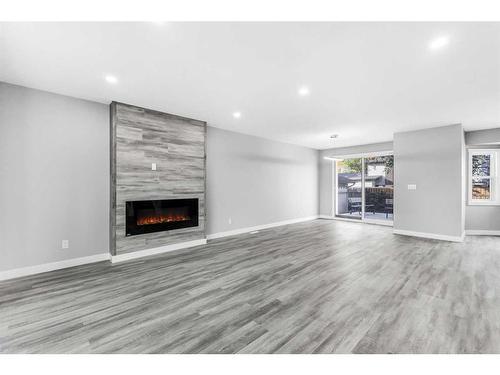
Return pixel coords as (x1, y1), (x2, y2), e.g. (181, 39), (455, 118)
(331, 150), (394, 227)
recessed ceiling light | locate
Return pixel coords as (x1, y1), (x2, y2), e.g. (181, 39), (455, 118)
(429, 36), (449, 50)
(330, 134), (339, 139)
(104, 75), (118, 84)
(233, 112), (241, 119)
(298, 86), (310, 96)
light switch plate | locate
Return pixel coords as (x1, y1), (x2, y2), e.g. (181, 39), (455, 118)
(408, 184), (417, 190)
(62, 240), (69, 249)
(151, 163), (157, 171)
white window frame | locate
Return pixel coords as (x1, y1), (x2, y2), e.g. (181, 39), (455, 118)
(468, 149), (499, 206)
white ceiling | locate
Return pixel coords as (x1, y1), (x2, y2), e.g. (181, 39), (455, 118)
(1, 22), (499, 149)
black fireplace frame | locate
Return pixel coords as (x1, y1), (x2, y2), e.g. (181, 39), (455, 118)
(125, 198), (199, 237)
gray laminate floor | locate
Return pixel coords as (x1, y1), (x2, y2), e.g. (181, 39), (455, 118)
(1, 219), (500, 353)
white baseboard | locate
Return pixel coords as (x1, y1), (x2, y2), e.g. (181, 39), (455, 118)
(393, 229), (465, 243)
(319, 215), (335, 219)
(206, 215), (319, 240)
(110, 238), (207, 263)
(319, 215), (393, 227)
(465, 230), (500, 236)
(0, 253), (110, 282)
(320, 215), (362, 223)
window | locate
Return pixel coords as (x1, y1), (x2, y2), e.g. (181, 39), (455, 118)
(468, 149), (499, 205)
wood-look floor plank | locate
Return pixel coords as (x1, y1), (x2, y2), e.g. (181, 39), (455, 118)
(1, 220), (500, 353)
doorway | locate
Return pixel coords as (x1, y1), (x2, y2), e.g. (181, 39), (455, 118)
(334, 153), (394, 225)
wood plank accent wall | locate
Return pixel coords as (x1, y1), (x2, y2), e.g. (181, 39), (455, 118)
(110, 102), (206, 255)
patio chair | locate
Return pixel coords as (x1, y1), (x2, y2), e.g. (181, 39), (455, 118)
(348, 197), (362, 215)
(385, 198), (393, 218)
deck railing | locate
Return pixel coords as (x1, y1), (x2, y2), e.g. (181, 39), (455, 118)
(338, 186), (393, 214)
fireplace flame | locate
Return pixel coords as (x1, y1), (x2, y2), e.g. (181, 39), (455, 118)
(137, 214), (190, 226)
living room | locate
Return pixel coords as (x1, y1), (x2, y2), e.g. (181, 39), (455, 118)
(1, 5), (500, 369)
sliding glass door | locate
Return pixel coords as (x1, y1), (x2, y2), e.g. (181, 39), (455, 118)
(335, 158), (362, 220)
(334, 153), (394, 224)
(363, 155), (394, 222)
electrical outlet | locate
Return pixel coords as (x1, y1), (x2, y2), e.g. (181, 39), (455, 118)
(62, 240), (69, 249)
(228, 217), (232, 225)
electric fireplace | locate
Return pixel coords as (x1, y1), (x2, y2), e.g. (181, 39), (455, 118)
(126, 198), (199, 236)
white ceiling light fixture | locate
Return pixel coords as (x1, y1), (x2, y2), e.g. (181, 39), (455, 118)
(104, 74), (118, 84)
(233, 111), (242, 119)
(298, 86), (310, 96)
(429, 36), (449, 50)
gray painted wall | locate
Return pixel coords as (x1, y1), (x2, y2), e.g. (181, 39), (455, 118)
(466, 206), (500, 231)
(465, 129), (500, 231)
(317, 129), (500, 233)
(0, 82), (109, 271)
(6, 80), (492, 273)
(318, 142), (394, 216)
(465, 128), (500, 146)
(0, 82), (320, 271)
(394, 124), (465, 238)
(206, 127), (319, 235)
